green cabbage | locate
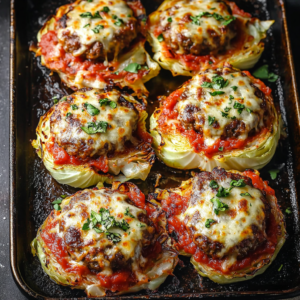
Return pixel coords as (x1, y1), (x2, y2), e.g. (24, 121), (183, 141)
(150, 106), (281, 172)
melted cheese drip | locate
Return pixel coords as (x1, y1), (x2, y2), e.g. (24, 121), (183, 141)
(159, 0), (234, 54)
(50, 89), (139, 156)
(57, 0), (134, 56)
(181, 177), (266, 259)
(176, 71), (264, 146)
(54, 189), (148, 275)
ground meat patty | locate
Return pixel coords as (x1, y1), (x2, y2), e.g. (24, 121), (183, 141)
(182, 167), (270, 259)
(159, 0), (236, 56)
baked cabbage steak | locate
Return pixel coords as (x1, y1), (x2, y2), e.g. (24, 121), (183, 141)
(152, 167), (286, 283)
(32, 88), (155, 188)
(31, 182), (178, 296)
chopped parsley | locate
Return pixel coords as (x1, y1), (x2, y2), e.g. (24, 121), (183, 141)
(208, 60), (213, 64)
(66, 112), (72, 118)
(253, 64), (279, 82)
(80, 11), (102, 19)
(137, 223), (146, 228)
(201, 75), (229, 89)
(210, 91), (225, 96)
(285, 207), (292, 214)
(83, 23), (90, 28)
(240, 192), (252, 197)
(190, 15), (201, 25)
(269, 169), (279, 180)
(114, 18), (123, 26)
(278, 264), (283, 272)
(102, 6), (109, 12)
(218, 146), (224, 151)
(82, 208), (130, 242)
(208, 116), (216, 126)
(99, 98), (117, 108)
(52, 95), (60, 104)
(191, 12), (236, 26)
(233, 101), (245, 114)
(92, 24), (104, 33)
(52, 195), (66, 211)
(230, 179), (246, 187)
(142, 17), (147, 22)
(246, 107), (252, 113)
(71, 104), (78, 110)
(124, 63), (142, 73)
(205, 219), (216, 228)
(112, 71), (119, 75)
(157, 34), (164, 42)
(229, 95), (234, 104)
(167, 17), (172, 22)
(61, 96), (67, 102)
(221, 111), (229, 118)
(216, 186), (232, 198)
(224, 107), (231, 112)
(84, 103), (100, 116)
(231, 86), (238, 91)
(125, 207), (135, 218)
(210, 197), (229, 215)
(209, 180), (219, 189)
(81, 121), (108, 134)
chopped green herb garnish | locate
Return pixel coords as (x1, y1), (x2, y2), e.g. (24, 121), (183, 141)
(240, 192), (252, 197)
(137, 223), (146, 228)
(230, 179), (246, 187)
(53, 203), (61, 211)
(102, 6), (109, 12)
(190, 15), (201, 25)
(233, 101), (245, 114)
(209, 60), (213, 64)
(210, 180), (219, 189)
(205, 219), (216, 228)
(219, 147), (224, 151)
(231, 86), (238, 91)
(229, 95), (234, 104)
(87, 0), (93, 2)
(124, 62), (142, 73)
(210, 91), (225, 96)
(142, 17), (147, 22)
(82, 219), (91, 230)
(84, 103), (100, 116)
(66, 112), (72, 118)
(208, 116), (216, 126)
(210, 197), (229, 215)
(52, 95), (59, 104)
(71, 104), (78, 110)
(278, 264), (283, 272)
(99, 98), (117, 108)
(285, 207), (292, 214)
(81, 121), (108, 134)
(92, 24), (104, 33)
(106, 232), (121, 243)
(157, 34), (164, 42)
(221, 111), (229, 118)
(216, 186), (232, 198)
(246, 107), (252, 113)
(112, 14), (117, 19)
(253, 64), (279, 82)
(201, 75), (229, 89)
(167, 17), (172, 22)
(83, 23), (90, 28)
(224, 107), (231, 113)
(269, 169), (279, 180)
(125, 207), (135, 218)
(127, 14), (131, 17)
(80, 12), (93, 18)
(112, 71), (119, 75)
(61, 96), (67, 101)
(114, 18), (123, 26)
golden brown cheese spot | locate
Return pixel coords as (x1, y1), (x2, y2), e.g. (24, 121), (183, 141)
(238, 199), (248, 212)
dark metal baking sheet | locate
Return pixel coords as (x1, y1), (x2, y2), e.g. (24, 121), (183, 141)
(10, 0), (300, 299)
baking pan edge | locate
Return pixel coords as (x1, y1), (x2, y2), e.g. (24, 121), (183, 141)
(9, 0), (300, 299)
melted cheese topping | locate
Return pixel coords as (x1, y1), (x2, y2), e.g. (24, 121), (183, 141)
(158, 0), (235, 55)
(54, 189), (149, 275)
(181, 177), (266, 259)
(176, 71), (265, 146)
(50, 89), (139, 157)
(57, 0), (135, 57)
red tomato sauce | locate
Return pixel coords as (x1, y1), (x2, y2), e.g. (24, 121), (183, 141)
(228, 2), (252, 18)
(97, 270), (137, 292)
(161, 192), (189, 217)
(243, 70), (272, 96)
(47, 142), (109, 173)
(136, 122), (153, 144)
(243, 170), (275, 196)
(41, 217), (90, 276)
(39, 31), (144, 85)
